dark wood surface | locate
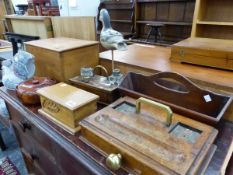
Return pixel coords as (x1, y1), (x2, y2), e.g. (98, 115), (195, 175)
(0, 87), (232, 175)
(135, 0), (195, 44)
(119, 72), (232, 125)
(0, 87), (129, 175)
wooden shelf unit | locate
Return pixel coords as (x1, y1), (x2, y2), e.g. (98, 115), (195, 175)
(135, 0), (196, 44)
(191, 0), (233, 39)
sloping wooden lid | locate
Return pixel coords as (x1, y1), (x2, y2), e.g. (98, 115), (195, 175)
(80, 97), (218, 175)
(37, 83), (99, 110)
(25, 37), (99, 52)
(173, 38), (233, 53)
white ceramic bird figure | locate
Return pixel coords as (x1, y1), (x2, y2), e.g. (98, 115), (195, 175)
(99, 8), (127, 71)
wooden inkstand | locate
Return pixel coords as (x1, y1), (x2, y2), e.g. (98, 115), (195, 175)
(70, 65), (120, 106)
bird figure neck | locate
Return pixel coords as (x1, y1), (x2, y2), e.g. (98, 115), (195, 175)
(100, 9), (112, 31)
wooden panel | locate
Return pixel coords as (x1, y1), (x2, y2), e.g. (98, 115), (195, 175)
(201, 0), (233, 22)
(139, 3), (156, 21)
(5, 15), (53, 39)
(196, 25), (233, 39)
(8, 106), (59, 175)
(184, 1), (195, 22)
(111, 22), (132, 33)
(55, 143), (98, 175)
(156, 3), (169, 21)
(26, 45), (63, 80)
(192, 0), (233, 39)
(62, 45), (99, 80)
(109, 10), (133, 20)
(51, 17), (97, 41)
(168, 2), (185, 22)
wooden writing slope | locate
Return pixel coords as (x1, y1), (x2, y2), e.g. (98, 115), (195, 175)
(171, 38), (233, 70)
(80, 97), (218, 175)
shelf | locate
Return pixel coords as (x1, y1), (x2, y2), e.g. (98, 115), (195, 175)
(137, 20), (192, 26)
(111, 19), (132, 23)
(197, 21), (233, 26)
(107, 7), (134, 10)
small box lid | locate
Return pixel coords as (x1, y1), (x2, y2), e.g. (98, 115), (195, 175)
(25, 37), (99, 52)
(37, 83), (99, 110)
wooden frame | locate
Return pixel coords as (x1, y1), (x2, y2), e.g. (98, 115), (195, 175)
(191, 0), (233, 39)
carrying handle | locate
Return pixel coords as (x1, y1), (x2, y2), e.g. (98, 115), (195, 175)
(136, 97), (173, 127)
(149, 72), (201, 93)
(93, 65), (109, 77)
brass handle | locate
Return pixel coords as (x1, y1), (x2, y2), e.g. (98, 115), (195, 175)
(136, 97), (173, 127)
(93, 65), (109, 77)
(106, 153), (122, 171)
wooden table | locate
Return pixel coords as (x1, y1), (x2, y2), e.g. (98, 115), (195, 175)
(100, 44), (233, 122)
(100, 44), (233, 91)
(0, 87), (232, 175)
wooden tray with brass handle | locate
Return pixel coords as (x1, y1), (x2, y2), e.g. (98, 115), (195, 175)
(80, 97), (218, 175)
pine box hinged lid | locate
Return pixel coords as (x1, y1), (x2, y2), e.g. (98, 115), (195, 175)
(37, 82), (99, 134)
(37, 82), (99, 111)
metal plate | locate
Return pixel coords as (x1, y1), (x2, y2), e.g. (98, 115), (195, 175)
(114, 102), (136, 113)
(170, 123), (202, 144)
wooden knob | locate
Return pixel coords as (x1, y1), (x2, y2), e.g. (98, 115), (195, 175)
(106, 153), (122, 171)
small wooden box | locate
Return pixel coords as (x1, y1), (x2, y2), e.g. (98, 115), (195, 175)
(37, 83), (99, 133)
(25, 38), (99, 82)
(171, 38), (233, 70)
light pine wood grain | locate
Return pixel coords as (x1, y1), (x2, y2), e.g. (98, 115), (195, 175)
(5, 15), (53, 39)
(51, 17), (97, 41)
(25, 38), (99, 82)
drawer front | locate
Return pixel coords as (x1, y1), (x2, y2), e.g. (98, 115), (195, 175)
(13, 123), (60, 175)
(171, 47), (232, 70)
(55, 143), (102, 175)
(8, 103), (55, 155)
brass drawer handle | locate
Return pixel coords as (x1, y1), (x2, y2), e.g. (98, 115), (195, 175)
(18, 120), (32, 132)
(106, 153), (122, 171)
(136, 97), (173, 127)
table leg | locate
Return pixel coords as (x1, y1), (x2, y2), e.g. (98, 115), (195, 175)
(146, 26), (153, 42)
